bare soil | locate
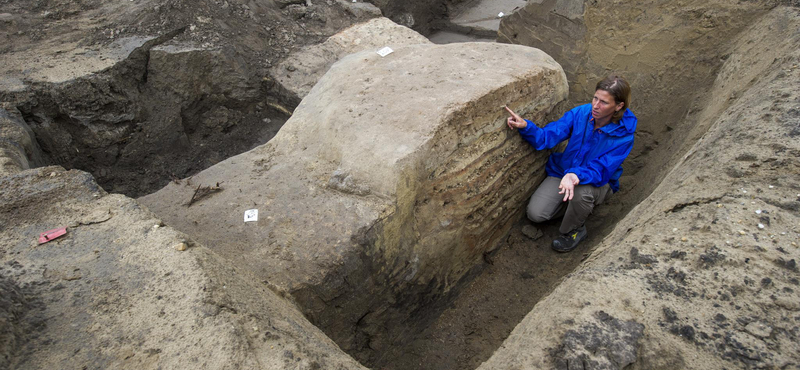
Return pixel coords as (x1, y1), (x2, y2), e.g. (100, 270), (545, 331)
(374, 181), (632, 370)
(2, 0), (798, 369)
(0, 0), (380, 197)
(371, 0), (800, 369)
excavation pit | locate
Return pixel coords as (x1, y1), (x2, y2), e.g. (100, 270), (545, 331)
(2, 1), (799, 369)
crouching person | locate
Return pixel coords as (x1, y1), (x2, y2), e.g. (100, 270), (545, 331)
(505, 75), (637, 252)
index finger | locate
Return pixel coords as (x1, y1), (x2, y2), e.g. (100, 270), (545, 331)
(504, 105), (516, 116)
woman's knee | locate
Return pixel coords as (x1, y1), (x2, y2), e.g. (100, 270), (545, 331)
(573, 185), (596, 204)
(527, 206), (551, 223)
(527, 176), (564, 223)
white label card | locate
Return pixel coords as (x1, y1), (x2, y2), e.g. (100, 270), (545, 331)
(377, 47), (394, 57)
(244, 209), (259, 222)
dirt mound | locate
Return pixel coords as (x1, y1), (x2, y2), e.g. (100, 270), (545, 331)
(140, 41), (567, 365)
(0, 166), (366, 369)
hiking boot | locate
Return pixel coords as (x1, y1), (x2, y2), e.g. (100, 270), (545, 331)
(552, 225), (587, 253)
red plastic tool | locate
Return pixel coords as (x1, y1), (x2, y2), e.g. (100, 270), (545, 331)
(38, 227), (67, 244)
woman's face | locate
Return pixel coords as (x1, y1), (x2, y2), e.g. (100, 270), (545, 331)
(591, 89), (624, 122)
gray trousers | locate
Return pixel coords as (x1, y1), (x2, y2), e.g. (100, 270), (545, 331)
(526, 176), (612, 234)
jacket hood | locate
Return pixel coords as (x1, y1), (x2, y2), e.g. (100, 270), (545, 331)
(603, 108), (637, 136)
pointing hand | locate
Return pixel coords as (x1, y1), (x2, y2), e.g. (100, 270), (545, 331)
(504, 105), (528, 130)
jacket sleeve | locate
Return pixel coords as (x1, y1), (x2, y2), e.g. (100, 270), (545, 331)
(517, 108), (576, 150)
(566, 136), (634, 187)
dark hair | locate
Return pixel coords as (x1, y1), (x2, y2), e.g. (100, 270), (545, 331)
(596, 75), (631, 122)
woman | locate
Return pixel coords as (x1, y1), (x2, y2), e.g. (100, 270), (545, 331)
(505, 75), (637, 252)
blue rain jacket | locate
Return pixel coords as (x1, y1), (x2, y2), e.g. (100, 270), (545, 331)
(518, 103), (637, 192)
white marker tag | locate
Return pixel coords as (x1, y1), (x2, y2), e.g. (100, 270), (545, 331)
(377, 47), (394, 57)
(498, 12), (505, 17)
(244, 209), (259, 222)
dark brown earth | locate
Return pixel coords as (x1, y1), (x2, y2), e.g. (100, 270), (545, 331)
(0, 0), (387, 197)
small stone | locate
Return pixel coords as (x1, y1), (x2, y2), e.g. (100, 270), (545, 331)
(755, 210), (762, 214)
(174, 242), (188, 251)
(672, 228), (678, 232)
(681, 237), (688, 242)
(521, 225), (543, 240)
(758, 224), (765, 229)
(769, 185), (774, 189)
(745, 321), (773, 338)
(774, 296), (800, 310)
(50, 172), (57, 177)
(738, 230), (747, 235)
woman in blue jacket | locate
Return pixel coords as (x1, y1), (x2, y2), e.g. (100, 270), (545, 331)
(505, 75), (637, 252)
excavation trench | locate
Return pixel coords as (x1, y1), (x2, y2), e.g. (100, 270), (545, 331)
(8, 65), (659, 370)
(1, 0), (778, 368)
(6, 20), (655, 370)
(6, 13), (582, 370)
(5, 35), (297, 198)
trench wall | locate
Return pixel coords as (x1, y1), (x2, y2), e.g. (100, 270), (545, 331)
(480, 6), (800, 369)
